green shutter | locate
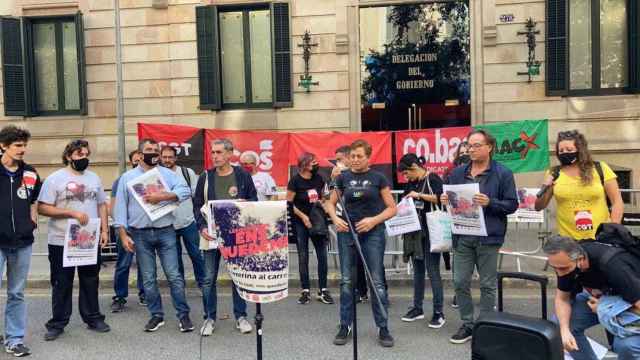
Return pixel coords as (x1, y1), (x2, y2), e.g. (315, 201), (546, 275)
(196, 5), (221, 110)
(75, 12), (88, 115)
(628, 0), (640, 92)
(1, 17), (28, 116)
(271, 2), (292, 108)
(545, 0), (568, 96)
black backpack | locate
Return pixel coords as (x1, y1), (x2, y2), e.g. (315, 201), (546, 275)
(594, 223), (640, 267)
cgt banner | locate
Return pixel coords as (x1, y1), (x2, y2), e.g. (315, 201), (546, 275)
(395, 126), (471, 182)
(137, 123), (205, 173)
(204, 129), (289, 186)
(212, 201), (289, 304)
(288, 131), (393, 182)
(474, 119), (549, 173)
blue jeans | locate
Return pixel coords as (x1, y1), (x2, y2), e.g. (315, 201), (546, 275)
(338, 225), (389, 328)
(294, 220), (328, 290)
(113, 231), (144, 300)
(201, 249), (247, 320)
(413, 233), (444, 314)
(563, 292), (640, 360)
(0, 245), (32, 347)
(131, 227), (190, 320)
(176, 222), (206, 288)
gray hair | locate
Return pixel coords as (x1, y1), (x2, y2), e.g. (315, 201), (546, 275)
(240, 152), (258, 163)
(543, 235), (586, 261)
(212, 138), (233, 152)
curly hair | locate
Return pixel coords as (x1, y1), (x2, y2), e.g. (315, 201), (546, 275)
(0, 125), (30, 147)
(556, 130), (594, 185)
(62, 139), (90, 166)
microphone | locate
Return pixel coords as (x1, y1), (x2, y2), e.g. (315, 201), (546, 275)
(536, 171), (560, 198)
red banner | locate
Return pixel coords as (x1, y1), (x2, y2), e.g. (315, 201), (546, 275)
(137, 123), (205, 173)
(394, 126), (471, 181)
(288, 131), (393, 181)
(204, 129), (290, 186)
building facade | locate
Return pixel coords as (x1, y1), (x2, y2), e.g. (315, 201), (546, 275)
(0, 0), (638, 198)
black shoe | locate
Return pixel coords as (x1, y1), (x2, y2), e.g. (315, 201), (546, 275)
(377, 327), (394, 347)
(144, 317), (165, 332)
(88, 320), (111, 333)
(450, 326), (473, 344)
(5, 344), (30, 357)
(317, 289), (334, 304)
(451, 295), (459, 309)
(297, 290), (311, 305)
(138, 294), (148, 306)
(333, 325), (351, 346)
(179, 315), (194, 333)
(43, 328), (63, 341)
(111, 297), (126, 313)
(401, 307), (424, 322)
(428, 312), (446, 329)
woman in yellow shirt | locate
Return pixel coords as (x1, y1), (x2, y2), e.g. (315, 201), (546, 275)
(535, 130), (623, 240)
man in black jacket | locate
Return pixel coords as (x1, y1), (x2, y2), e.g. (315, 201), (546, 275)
(0, 126), (42, 357)
(193, 138), (258, 336)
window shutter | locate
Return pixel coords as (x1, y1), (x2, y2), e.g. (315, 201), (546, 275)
(1, 17), (28, 116)
(196, 5), (221, 110)
(628, 0), (640, 92)
(75, 12), (88, 115)
(271, 2), (292, 108)
(545, 0), (568, 96)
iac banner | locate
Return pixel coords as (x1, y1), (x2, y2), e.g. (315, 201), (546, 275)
(212, 201), (289, 304)
(288, 131), (394, 183)
(394, 126), (472, 181)
(137, 123), (205, 173)
(204, 129), (289, 186)
(474, 119), (549, 173)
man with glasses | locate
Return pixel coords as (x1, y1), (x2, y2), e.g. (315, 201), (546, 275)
(38, 140), (111, 341)
(113, 139), (193, 333)
(441, 129), (518, 344)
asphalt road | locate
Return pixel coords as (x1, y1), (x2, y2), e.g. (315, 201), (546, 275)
(0, 288), (613, 360)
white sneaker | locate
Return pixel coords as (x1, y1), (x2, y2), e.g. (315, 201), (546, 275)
(200, 319), (215, 336)
(236, 317), (253, 334)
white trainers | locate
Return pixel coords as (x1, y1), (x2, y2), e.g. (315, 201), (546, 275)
(200, 319), (215, 336)
(236, 317), (253, 334)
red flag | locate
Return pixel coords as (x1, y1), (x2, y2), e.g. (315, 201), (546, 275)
(394, 127), (471, 182)
(137, 123), (205, 173)
(204, 129), (290, 186)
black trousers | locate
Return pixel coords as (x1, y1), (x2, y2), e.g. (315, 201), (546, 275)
(46, 245), (105, 330)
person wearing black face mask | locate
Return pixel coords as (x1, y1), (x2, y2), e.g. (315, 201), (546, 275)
(37, 140), (111, 340)
(286, 152), (333, 305)
(544, 235), (640, 360)
(535, 130), (623, 242)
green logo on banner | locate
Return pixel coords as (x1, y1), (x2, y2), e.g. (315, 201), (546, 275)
(475, 119), (549, 173)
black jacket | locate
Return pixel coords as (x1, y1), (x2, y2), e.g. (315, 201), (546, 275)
(193, 166), (258, 231)
(0, 162), (42, 249)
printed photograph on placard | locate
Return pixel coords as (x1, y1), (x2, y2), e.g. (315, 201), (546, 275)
(63, 218), (100, 268)
(443, 183), (487, 236)
(508, 187), (544, 223)
(126, 168), (177, 221)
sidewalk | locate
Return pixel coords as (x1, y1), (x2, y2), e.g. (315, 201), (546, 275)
(27, 222), (555, 289)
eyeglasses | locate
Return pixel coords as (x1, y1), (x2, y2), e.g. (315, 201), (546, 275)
(469, 143), (486, 149)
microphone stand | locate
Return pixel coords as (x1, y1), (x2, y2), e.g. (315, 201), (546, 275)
(336, 194), (389, 360)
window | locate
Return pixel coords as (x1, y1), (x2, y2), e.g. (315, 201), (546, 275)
(196, 3), (292, 110)
(1, 13), (87, 116)
(546, 0), (638, 96)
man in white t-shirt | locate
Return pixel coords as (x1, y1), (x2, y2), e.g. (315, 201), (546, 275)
(240, 153), (277, 201)
(37, 140), (110, 341)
